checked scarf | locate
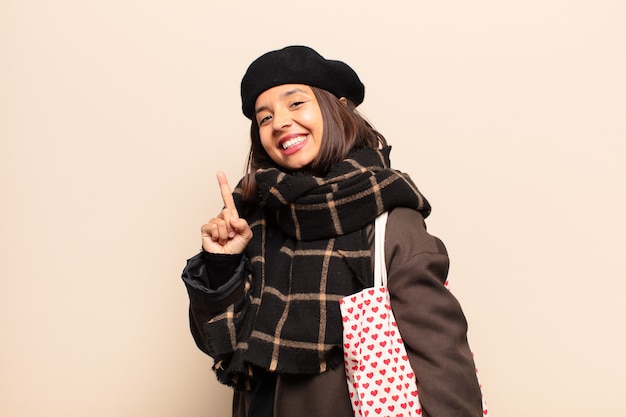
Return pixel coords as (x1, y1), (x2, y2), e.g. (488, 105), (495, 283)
(205, 146), (430, 388)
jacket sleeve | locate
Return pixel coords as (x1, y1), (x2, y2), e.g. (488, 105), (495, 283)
(181, 252), (247, 356)
(384, 207), (483, 417)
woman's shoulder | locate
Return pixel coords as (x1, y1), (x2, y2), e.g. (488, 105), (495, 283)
(385, 207), (447, 257)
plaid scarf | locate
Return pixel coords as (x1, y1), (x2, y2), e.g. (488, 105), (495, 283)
(206, 146), (430, 388)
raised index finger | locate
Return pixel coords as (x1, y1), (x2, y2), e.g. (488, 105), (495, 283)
(216, 171), (238, 216)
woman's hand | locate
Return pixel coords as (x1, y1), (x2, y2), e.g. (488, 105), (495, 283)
(201, 172), (253, 254)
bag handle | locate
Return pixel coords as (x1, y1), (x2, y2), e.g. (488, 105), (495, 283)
(373, 211), (389, 287)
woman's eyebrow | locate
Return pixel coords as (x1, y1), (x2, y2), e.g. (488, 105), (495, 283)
(281, 88), (308, 98)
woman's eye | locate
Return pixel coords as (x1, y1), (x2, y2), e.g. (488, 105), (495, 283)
(291, 101), (305, 108)
(259, 115), (272, 125)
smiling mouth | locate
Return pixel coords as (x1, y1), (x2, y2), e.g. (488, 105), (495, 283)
(281, 135), (307, 150)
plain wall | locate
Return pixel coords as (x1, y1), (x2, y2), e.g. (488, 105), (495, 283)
(1, 1), (625, 416)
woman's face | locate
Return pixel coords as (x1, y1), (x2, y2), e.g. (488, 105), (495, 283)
(254, 84), (324, 171)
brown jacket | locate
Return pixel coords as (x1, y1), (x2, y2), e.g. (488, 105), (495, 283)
(187, 207), (483, 417)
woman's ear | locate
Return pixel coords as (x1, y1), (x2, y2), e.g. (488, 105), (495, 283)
(339, 97), (348, 106)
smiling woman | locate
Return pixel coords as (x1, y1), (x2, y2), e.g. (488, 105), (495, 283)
(180, 45), (485, 417)
(2, 1), (625, 416)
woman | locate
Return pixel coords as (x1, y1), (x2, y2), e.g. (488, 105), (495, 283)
(182, 45), (483, 417)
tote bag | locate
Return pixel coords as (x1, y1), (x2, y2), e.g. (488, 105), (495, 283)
(340, 212), (421, 416)
(339, 212), (489, 417)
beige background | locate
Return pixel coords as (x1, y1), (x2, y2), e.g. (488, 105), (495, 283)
(1, 1), (625, 416)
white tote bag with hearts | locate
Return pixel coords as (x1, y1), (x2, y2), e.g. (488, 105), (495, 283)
(339, 212), (489, 417)
(340, 212), (422, 416)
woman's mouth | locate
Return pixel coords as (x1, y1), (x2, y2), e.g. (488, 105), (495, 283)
(280, 135), (307, 150)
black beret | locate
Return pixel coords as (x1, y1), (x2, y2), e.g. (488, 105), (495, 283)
(240, 45), (365, 119)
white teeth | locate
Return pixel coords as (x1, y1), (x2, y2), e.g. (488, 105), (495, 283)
(281, 136), (306, 149)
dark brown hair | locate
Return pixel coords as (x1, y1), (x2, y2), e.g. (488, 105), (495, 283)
(241, 87), (387, 201)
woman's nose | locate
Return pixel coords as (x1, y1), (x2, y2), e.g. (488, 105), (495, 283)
(272, 109), (292, 130)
